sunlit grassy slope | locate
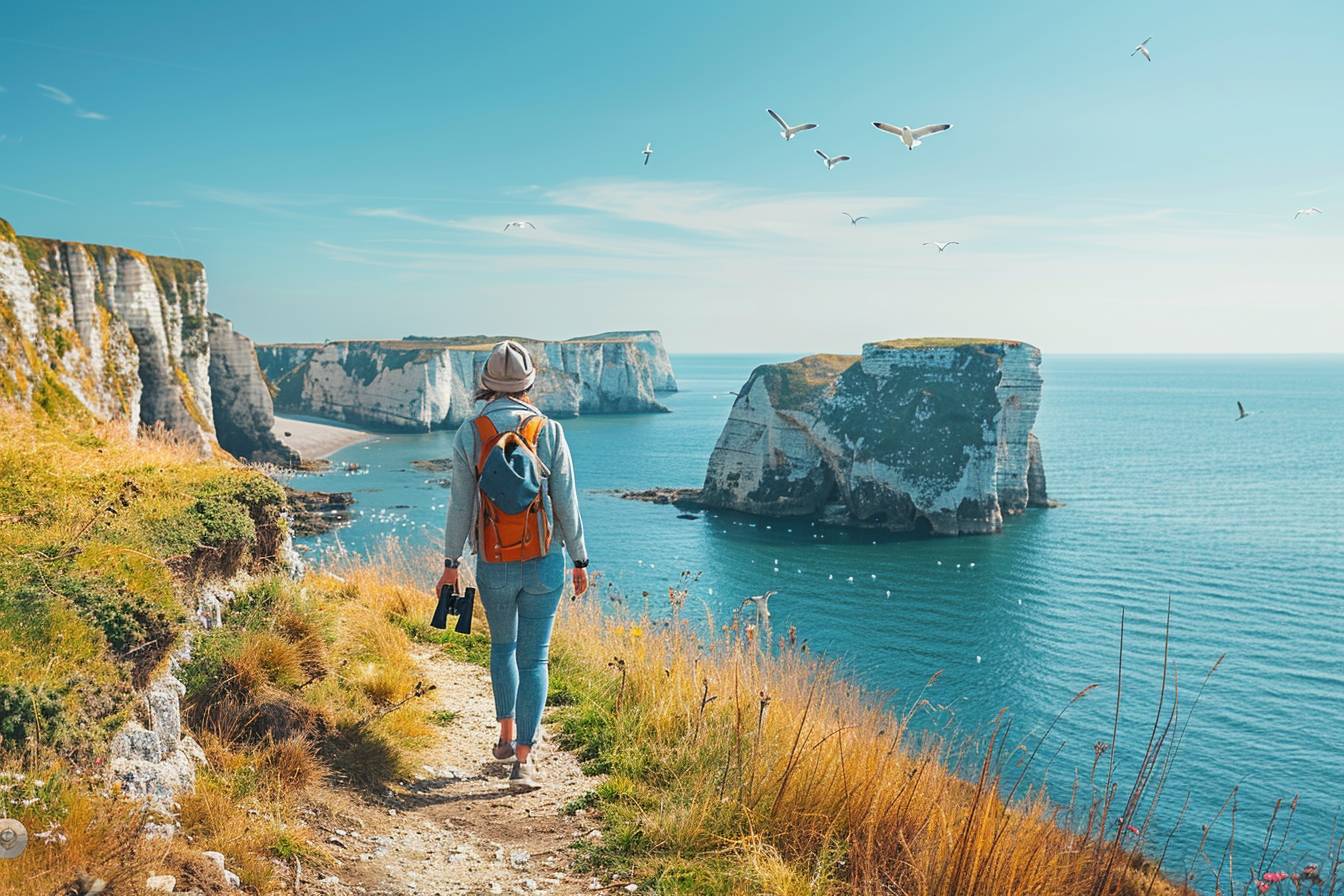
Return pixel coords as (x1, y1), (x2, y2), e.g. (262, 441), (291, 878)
(0, 412), (436, 894)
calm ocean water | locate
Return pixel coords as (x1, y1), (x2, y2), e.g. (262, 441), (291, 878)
(293, 354), (1344, 874)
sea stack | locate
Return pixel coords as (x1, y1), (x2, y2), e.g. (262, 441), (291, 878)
(699, 338), (1049, 536)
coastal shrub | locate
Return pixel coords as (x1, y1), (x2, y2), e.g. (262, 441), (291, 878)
(0, 683), (65, 750)
(141, 470), (286, 560)
(62, 572), (178, 684)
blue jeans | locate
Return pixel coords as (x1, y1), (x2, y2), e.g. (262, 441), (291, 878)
(475, 547), (565, 747)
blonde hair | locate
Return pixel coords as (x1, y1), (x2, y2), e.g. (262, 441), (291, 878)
(474, 387), (530, 403)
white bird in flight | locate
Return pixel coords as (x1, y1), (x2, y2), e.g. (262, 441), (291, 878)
(873, 121), (953, 150)
(1132, 37), (1152, 61)
(815, 150), (850, 170)
(924, 241), (960, 252)
(503, 221), (536, 231)
(642, 142), (653, 165)
(767, 108), (817, 141)
(1295, 207), (1323, 219)
(740, 590), (777, 623)
(842, 212), (869, 226)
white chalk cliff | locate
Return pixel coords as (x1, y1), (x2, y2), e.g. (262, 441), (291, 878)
(700, 339), (1049, 536)
(208, 313), (297, 465)
(259, 331), (679, 431)
(0, 216), (283, 460)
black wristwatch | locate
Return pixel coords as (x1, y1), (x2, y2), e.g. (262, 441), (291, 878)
(444, 558), (460, 569)
(573, 559), (589, 569)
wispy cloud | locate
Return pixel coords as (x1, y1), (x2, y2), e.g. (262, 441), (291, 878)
(133, 199), (183, 208)
(0, 183), (74, 204)
(543, 179), (924, 240)
(348, 180), (938, 266)
(190, 186), (341, 217)
(36, 83), (108, 120)
(36, 83), (74, 104)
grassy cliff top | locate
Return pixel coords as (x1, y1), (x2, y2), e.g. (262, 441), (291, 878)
(0, 412), (446, 893)
(262, 333), (658, 352)
(756, 352), (859, 409)
(868, 336), (1026, 350)
(0, 411), (284, 758)
(1, 215), (204, 274)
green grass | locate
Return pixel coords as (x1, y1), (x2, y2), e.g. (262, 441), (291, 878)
(868, 336), (1024, 349)
(397, 614), (494, 666)
(0, 411), (287, 762)
(755, 353), (858, 410)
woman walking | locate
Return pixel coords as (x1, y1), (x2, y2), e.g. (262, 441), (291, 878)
(437, 340), (590, 790)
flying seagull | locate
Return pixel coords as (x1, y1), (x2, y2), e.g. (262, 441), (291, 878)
(1236, 401), (1251, 421)
(873, 121), (953, 150)
(1295, 207), (1323, 219)
(740, 590), (778, 623)
(1132, 37), (1152, 61)
(767, 108), (817, 141)
(642, 142), (653, 165)
(842, 212), (869, 226)
(503, 221), (536, 231)
(815, 150), (850, 170)
(924, 241), (960, 252)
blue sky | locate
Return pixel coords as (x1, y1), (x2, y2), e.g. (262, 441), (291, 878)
(1, 1), (1341, 353)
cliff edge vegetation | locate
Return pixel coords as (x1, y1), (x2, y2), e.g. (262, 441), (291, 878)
(0, 412), (437, 894)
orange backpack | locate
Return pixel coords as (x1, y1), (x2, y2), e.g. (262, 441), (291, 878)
(474, 414), (552, 563)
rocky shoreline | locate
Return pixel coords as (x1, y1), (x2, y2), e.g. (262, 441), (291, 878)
(283, 486), (356, 536)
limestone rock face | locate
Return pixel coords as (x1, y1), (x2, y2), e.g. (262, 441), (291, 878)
(0, 216), (287, 462)
(700, 339), (1049, 536)
(0, 217), (212, 445)
(207, 313), (297, 464)
(260, 331), (678, 431)
(0, 219), (143, 433)
(572, 330), (678, 392)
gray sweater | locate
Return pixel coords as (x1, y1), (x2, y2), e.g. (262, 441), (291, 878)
(443, 397), (588, 565)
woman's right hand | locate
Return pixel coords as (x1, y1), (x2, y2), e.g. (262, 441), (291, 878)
(435, 565), (459, 595)
(572, 566), (589, 596)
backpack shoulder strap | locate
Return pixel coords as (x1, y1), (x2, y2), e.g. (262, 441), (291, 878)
(474, 415), (500, 471)
(516, 414), (547, 448)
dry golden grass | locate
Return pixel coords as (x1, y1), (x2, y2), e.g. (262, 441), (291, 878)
(171, 567), (442, 891)
(176, 767), (316, 892)
(0, 773), (168, 896)
(546, 596), (1193, 896)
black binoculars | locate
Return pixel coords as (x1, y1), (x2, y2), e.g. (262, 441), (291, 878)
(431, 583), (475, 634)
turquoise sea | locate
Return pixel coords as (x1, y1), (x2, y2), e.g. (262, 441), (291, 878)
(291, 354), (1344, 874)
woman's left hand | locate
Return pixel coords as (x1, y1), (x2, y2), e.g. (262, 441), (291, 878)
(572, 566), (589, 596)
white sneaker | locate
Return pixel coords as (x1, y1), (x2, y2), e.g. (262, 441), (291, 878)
(508, 756), (540, 791)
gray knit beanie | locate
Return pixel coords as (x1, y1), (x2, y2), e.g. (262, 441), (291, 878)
(481, 340), (536, 393)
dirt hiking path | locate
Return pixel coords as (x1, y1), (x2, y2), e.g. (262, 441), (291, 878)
(305, 648), (610, 896)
